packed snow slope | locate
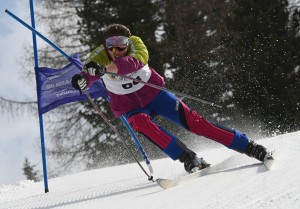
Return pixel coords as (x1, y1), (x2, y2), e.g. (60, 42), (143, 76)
(1, 131), (300, 209)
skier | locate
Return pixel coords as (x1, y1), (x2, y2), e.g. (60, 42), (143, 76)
(72, 24), (272, 173)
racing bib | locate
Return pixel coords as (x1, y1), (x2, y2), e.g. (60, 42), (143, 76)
(102, 64), (152, 95)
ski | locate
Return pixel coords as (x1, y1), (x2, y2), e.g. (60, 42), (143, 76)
(156, 166), (215, 189)
(157, 151), (277, 189)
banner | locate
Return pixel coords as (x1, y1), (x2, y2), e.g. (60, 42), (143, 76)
(36, 54), (108, 114)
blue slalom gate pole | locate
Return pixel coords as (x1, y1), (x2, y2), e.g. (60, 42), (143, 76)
(5, 8), (81, 70)
(29, 0), (48, 193)
(5, 9), (71, 62)
(5, 8), (153, 176)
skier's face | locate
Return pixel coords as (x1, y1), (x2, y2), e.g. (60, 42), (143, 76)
(105, 36), (129, 60)
(107, 45), (128, 58)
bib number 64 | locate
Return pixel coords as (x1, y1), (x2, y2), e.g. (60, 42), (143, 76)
(122, 76), (142, 89)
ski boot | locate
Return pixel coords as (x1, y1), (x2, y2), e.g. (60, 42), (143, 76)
(245, 140), (273, 162)
(179, 150), (210, 173)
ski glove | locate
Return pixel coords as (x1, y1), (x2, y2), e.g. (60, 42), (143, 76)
(82, 61), (106, 77)
(71, 74), (87, 94)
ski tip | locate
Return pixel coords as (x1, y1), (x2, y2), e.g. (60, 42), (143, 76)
(156, 178), (177, 189)
(264, 150), (277, 170)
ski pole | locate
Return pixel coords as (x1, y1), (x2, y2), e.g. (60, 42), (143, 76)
(120, 115), (154, 175)
(103, 98), (153, 175)
(103, 70), (223, 108)
(84, 90), (154, 181)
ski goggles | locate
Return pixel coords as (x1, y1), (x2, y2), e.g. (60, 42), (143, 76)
(106, 36), (129, 51)
(107, 45), (128, 52)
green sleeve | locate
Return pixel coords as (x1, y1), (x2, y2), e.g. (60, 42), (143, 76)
(84, 45), (111, 66)
(128, 36), (149, 64)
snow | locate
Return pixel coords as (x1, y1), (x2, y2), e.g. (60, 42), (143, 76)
(1, 131), (300, 209)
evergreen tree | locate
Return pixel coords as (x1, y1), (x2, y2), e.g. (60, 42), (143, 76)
(23, 158), (39, 182)
(222, 0), (300, 133)
(160, 0), (231, 118)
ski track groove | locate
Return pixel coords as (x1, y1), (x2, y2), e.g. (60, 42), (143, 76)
(1, 177), (150, 209)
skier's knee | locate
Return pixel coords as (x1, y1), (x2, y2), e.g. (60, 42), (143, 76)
(127, 113), (174, 150)
(127, 113), (151, 132)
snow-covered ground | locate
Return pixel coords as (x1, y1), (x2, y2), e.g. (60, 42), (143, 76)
(1, 131), (300, 209)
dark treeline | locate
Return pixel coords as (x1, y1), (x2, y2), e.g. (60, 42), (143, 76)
(25, 0), (300, 173)
(78, 0), (300, 132)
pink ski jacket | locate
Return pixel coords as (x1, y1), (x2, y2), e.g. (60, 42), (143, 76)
(81, 36), (165, 117)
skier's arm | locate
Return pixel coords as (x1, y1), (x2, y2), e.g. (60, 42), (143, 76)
(106, 56), (145, 75)
(72, 35), (148, 90)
